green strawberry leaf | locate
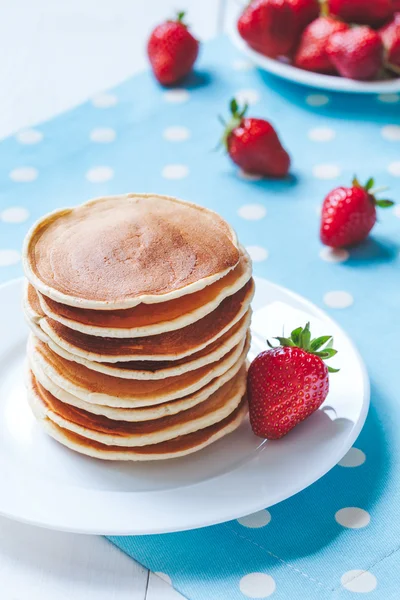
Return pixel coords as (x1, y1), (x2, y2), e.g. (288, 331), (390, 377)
(310, 335), (332, 352)
(376, 199), (395, 208)
(364, 177), (374, 191)
(291, 326), (303, 346)
(328, 366), (340, 373)
(267, 323), (339, 374)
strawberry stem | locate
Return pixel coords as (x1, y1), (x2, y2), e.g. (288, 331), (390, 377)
(319, 0), (330, 18)
(268, 323), (339, 373)
(219, 98), (248, 150)
(353, 175), (394, 208)
(172, 11), (187, 26)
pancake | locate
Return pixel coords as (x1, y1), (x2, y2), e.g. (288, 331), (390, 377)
(27, 367), (246, 447)
(28, 333), (250, 407)
(30, 348), (248, 422)
(23, 284), (48, 343)
(28, 381), (248, 461)
(23, 194), (240, 309)
(39, 310), (251, 380)
(36, 280), (254, 363)
(36, 248), (252, 338)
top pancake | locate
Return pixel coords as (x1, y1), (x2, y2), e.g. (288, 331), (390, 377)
(36, 248), (252, 338)
(23, 194), (240, 309)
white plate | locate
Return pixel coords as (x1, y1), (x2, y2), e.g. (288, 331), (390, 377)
(0, 277), (369, 535)
(229, 13), (400, 94)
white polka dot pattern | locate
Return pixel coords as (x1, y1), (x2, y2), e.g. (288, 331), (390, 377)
(381, 125), (400, 141)
(86, 166), (114, 182)
(388, 161), (400, 176)
(308, 127), (336, 142)
(312, 164), (341, 179)
(319, 247), (349, 263)
(238, 204), (266, 220)
(324, 290), (353, 308)
(90, 128), (116, 143)
(335, 507), (370, 529)
(306, 94), (330, 107)
(0, 207), (29, 223)
(10, 167), (38, 182)
(235, 89), (260, 105)
(237, 510), (271, 528)
(16, 129), (43, 144)
(339, 448), (366, 468)
(341, 570), (377, 593)
(164, 89), (190, 103)
(0, 249), (20, 266)
(163, 126), (190, 142)
(239, 573), (276, 598)
(162, 164), (189, 179)
(246, 246), (268, 262)
(378, 93), (399, 103)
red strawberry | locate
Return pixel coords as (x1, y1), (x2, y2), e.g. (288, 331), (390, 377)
(294, 17), (349, 74)
(328, 0), (393, 27)
(394, 0), (400, 11)
(221, 99), (290, 178)
(320, 177), (394, 248)
(327, 26), (384, 80)
(147, 11), (199, 86)
(380, 13), (400, 68)
(288, 0), (320, 35)
(237, 0), (297, 58)
(247, 323), (338, 440)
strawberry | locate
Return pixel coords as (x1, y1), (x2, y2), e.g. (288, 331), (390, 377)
(294, 17), (349, 74)
(320, 177), (394, 248)
(380, 13), (400, 68)
(394, 0), (400, 11)
(237, 0), (297, 58)
(220, 99), (290, 178)
(327, 26), (384, 80)
(247, 323), (338, 440)
(147, 11), (199, 86)
(288, 0), (320, 36)
(328, 0), (393, 27)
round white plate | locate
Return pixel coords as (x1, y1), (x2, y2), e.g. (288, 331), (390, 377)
(229, 13), (400, 94)
(0, 277), (369, 535)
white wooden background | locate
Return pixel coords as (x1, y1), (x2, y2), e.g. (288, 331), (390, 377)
(0, 1), (232, 598)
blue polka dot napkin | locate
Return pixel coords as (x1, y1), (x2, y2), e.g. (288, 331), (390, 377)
(1, 36), (400, 599)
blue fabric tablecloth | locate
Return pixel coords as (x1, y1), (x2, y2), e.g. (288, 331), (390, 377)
(1, 36), (400, 599)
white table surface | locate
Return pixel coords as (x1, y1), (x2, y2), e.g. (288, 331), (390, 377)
(0, 1), (226, 598)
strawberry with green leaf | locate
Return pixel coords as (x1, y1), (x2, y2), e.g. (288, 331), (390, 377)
(247, 323), (338, 440)
(320, 176), (395, 248)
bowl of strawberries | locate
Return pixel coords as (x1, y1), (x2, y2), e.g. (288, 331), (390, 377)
(230, 0), (400, 93)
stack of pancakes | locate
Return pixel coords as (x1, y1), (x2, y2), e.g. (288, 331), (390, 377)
(22, 194), (254, 460)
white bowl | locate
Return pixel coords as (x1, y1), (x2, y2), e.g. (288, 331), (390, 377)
(230, 12), (400, 94)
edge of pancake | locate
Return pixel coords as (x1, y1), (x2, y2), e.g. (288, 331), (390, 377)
(37, 248), (252, 338)
(35, 310), (252, 381)
(28, 367), (247, 447)
(27, 332), (250, 407)
(22, 194), (240, 310)
(30, 341), (249, 421)
(37, 282), (254, 363)
(27, 378), (248, 461)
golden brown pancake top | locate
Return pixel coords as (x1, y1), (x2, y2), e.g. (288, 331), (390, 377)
(38, 251), (250, 330)
(26, 195), (240, 305)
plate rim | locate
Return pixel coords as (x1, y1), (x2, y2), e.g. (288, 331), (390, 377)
(229, 23), (400, 95)
(0, 277), (370, 535)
